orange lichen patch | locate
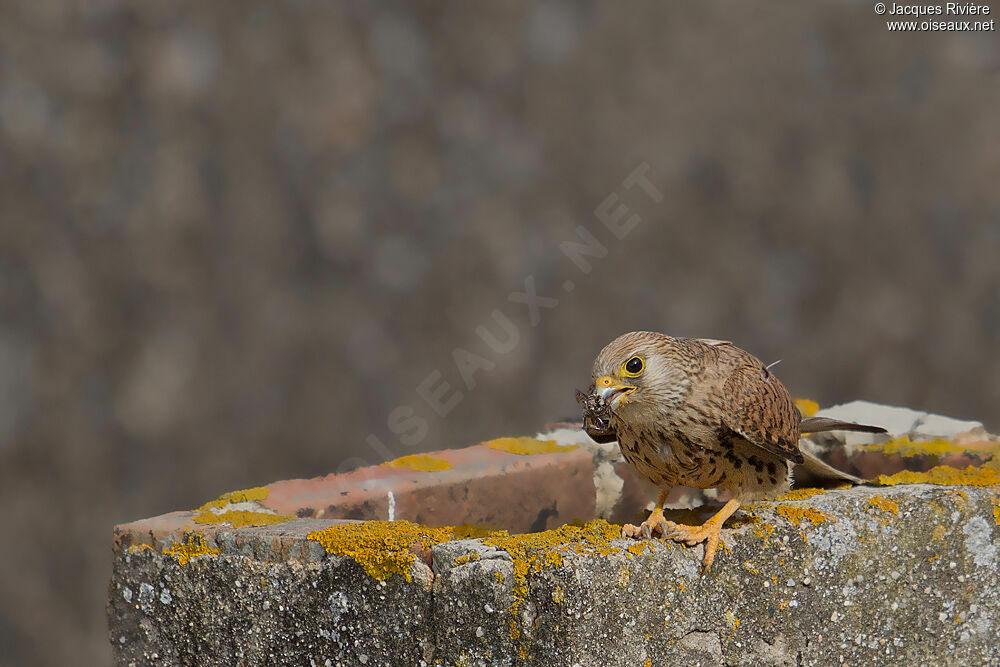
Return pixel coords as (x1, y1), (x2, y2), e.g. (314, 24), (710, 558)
(867, 496), (900, 515)
(481, 519), (622, 643)
(861, 436), (980, 459)
(451, 523), (499, 539)
(946, 489), (968, 501)
(552, 586), (565, 604)
(992, 496), (1000, 526)
(794, 399), (820, 417)
(453, 552), (480, 566)
(743, 561), (759, 575)
(307, 520), (453, 582)
(192, 510), (294, 528)
(875, 465), (1000, 487)
(484, 437), (576, 455)
(163, 533), (220, 565)
(775, 505), (833, 527)
(383, 454), (453, 472)
(932, 525), (947, 541)
(127, 544), (154, 554)
(628, 542), (652, 557)
(197, 486), (270, 512)
(779, 487), (826, 501)
(752, 521), (776, 540)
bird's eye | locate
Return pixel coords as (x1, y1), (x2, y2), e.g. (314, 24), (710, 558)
(622, 356), (644, 377)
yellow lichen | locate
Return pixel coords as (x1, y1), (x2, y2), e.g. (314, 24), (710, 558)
(861, 436), (986, 459)
(775, 505), (833, 527)
(867, 496), (899, 515)
(726, 610), (740, 632)
(932, 525), (947, 541)
(198, 486), (270, 511)
(192, 510), (294, 528)
(453, 552), (480, 566)
(779, 487), (826, 501)
(493, 571), (505, 583)
(383, 454), (453, 472)
(743, 561), (759, 575)
(643, 659), (653, 667)
(794, 398), (820, 417)
(752, 522), (776, 541)
(127, 544), (154, 554)
(552, 585), (565, 604)
(163, 533), (220, 565)
(947, 489), (968, 500)
(484, 437), (576, 455)
(992, 496), (1000, 526)
(875, 465), (1000, 487)
(307, 520), (453, 582)
(628, 542), (651, 557)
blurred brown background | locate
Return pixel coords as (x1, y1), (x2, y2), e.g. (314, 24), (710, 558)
(1, 0), (998, 663)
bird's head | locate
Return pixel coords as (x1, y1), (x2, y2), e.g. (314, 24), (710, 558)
(587, 331), (694, 430)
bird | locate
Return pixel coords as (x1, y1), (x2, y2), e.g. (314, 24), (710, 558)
(580, 331), (886, 569)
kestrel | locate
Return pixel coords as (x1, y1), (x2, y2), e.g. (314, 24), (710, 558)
(580, 331), (885, 569)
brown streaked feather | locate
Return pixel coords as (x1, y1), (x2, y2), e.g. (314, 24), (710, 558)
(799, 416), (887, 435)
(721, 358), (805, 464)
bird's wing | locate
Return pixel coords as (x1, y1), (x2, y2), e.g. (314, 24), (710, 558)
(721, 360), (804, 464)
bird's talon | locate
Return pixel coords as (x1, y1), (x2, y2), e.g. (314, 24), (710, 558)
(641, 523), (652, 539)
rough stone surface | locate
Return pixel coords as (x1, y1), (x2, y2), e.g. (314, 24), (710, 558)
(110, 483), (1000, 665)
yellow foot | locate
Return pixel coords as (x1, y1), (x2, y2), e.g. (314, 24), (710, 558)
(622, 498), (741, 571)
(621, 507), (670, 540)
(659, 520), (725, 570)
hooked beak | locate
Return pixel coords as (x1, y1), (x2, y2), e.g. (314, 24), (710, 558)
(593, 376), (636, 408)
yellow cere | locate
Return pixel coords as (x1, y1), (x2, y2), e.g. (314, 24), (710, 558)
(778, 487), (826, 501)
(163, 533), (220, 565)
(198, 486), (270, 512)
(775, 505), (833, 527)
(875, 465), (1000, 487)
(867, 495), (900, 515)
(484, 437), (576, 455)
(192, 510), (295, 528)
(384, 454), (453, 472)
(794, 399), (819, 417)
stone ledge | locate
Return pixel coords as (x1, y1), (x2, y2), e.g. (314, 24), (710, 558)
(109, 483), (1000, 665)
(109, 401), (1000, 664)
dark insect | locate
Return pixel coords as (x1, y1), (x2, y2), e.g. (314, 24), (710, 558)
(575, 389), (618, 444)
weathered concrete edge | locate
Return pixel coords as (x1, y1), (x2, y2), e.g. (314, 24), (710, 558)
(109, 482), (1000, 665)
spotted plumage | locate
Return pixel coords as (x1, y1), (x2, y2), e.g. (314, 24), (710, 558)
(583, 331), (885, 568)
